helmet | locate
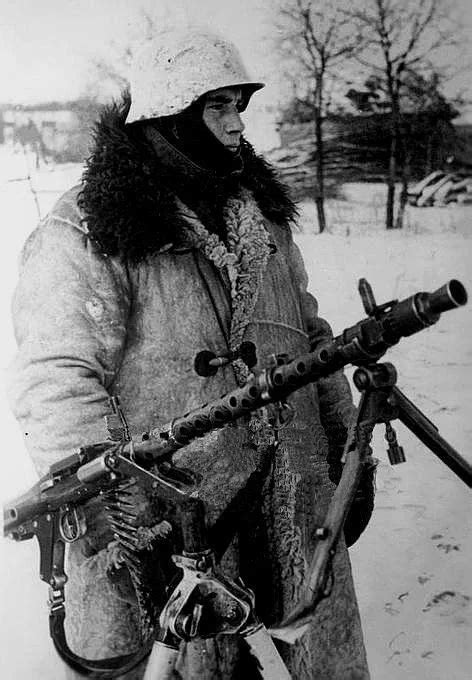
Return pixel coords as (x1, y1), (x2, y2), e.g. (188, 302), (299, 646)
(126, 28), (265, 123)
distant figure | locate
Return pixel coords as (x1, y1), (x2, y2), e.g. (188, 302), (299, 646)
(14, 118), (47, 169)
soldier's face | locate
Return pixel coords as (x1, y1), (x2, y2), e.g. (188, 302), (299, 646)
(202, 87), (245, 151)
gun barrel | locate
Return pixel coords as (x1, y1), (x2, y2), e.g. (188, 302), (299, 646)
(428, 279), (468, 315)
(344, 279), (469, 352)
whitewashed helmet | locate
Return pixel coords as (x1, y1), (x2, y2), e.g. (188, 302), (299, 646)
(126, 28), (265, 123)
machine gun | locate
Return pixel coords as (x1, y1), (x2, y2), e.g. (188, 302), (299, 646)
(3, 279), (471, 679)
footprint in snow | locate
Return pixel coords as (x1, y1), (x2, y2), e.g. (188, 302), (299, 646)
(422, 591), (471, 623)
(417, 573), (434, 585)
(436, 543), (460, 553)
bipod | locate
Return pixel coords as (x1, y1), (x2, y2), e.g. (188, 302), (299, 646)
(143, 497), (291, 680)
(272, 360), (472, 642)
(351, 362), (472, 487)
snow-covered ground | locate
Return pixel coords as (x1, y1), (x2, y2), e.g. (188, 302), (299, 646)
(0, 149), (470, 679)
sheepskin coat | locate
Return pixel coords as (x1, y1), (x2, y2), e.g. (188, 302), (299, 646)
(8, 107), (370, 680)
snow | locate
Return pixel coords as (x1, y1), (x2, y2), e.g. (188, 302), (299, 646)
(0, 149), (470, 679)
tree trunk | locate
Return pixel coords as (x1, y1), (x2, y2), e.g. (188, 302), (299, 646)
(314, 109), (327, 233)
(425, 132), (433, 176)
(386, 84), (401, 229)
(386, 132), (396, 230)
(395, 147), (410, 229)
(394, 115), (409, 229)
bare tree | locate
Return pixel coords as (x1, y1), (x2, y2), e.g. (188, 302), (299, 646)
(349, 0), (460, 229)
(272, 0), (367, 233)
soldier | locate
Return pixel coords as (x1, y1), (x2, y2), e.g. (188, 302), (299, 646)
(8, 28), (373, 679)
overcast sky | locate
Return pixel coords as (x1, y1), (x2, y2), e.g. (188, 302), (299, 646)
(1, 0), (471, 107)
(0, 0), (274, 104)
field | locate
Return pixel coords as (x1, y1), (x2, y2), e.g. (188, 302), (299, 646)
(0, 149), (471, 679)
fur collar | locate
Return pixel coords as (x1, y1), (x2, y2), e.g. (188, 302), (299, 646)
(78, 95), (297, 262)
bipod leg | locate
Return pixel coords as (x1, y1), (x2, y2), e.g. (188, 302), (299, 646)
(392, 386), (472, 488)
(272, 420), (369, 637)
(242, 622), (292, 680)
(272, 364), (397, 640)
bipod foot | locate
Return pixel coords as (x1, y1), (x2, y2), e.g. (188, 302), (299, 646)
(242, 622), (292, 680)
(143, 631), (180, 680)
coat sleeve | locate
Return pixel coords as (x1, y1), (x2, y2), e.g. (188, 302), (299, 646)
(288, 235), (377, 546)
(7, 206), (131, 476)
(287, 236), (355, 447)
